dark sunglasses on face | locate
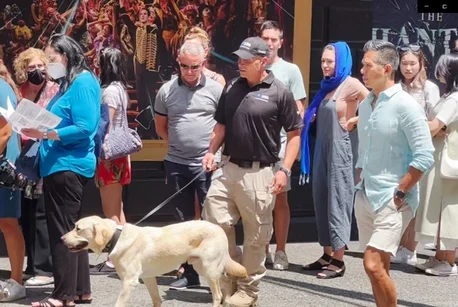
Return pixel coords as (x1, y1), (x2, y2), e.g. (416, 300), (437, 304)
(179, 63), (201, 70)
(398, 45), (421, 52)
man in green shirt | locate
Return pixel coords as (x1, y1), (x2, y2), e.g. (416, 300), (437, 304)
(260, 20), (307, 270)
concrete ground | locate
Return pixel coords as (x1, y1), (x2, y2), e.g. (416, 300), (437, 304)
(1, 241), (457, 306)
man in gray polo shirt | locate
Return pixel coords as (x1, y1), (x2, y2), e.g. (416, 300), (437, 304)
(154, 41), (223, 290)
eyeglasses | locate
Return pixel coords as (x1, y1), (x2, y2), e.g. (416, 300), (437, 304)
(398, 45), (421, 53)
(179, 63), (202, 70)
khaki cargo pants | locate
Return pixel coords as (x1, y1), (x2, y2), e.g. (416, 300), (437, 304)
(202, 162), (276, 298)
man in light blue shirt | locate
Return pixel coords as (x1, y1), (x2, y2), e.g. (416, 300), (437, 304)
(355, 40), (434, 307)
(260, 20), (306, 270)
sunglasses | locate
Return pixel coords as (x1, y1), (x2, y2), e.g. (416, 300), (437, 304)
(398, 45), (421, 52)
(179, 63), (202, 70)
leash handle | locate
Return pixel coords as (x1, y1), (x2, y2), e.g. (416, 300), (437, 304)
(134, 159), (226, 225)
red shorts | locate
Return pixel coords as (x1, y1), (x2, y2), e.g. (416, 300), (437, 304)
(95, 156), (132, 188)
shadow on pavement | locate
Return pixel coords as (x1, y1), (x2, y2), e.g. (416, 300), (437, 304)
(263, 275), (436, 307)
(164, 287), (212, 304)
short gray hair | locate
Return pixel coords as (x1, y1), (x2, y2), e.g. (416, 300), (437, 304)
(179, 41), (205, 61)
(363, 39), (399, 78)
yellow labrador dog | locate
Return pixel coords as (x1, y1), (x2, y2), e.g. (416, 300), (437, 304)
(62, 216), (247, 307)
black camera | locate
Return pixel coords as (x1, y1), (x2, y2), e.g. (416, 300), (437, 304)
(0, 155), (37, 199)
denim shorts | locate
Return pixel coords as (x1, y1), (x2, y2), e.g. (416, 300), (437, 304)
(0, 187), (21, 218)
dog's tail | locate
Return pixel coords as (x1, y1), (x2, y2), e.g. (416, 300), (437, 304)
(225, 257), (248, 278)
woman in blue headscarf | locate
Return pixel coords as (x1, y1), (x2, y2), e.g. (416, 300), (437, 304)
(301, 42), (368, 279)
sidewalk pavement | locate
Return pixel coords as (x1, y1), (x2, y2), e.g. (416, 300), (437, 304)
(1, 242), (457, 307)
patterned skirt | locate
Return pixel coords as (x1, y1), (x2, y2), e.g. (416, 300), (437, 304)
(95, 156), (132, 188)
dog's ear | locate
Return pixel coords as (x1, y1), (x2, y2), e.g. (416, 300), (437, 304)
(93, 223), (107, 246)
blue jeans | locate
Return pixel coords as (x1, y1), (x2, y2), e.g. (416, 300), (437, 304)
(164, 160), (212, 221)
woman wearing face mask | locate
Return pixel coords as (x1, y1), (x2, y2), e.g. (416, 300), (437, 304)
(389, 45), (440, 266)
(13, 47), (59, 287)
(22, 34), (101, 307)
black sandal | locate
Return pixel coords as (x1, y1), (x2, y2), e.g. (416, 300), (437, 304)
(316, 258), (346, 279)
(74, 295), (92, 304)
(37, 298), (75, 307)
(303, 253), (332, 271)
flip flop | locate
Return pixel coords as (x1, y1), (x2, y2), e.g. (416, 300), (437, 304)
(36, 298), (75, 307)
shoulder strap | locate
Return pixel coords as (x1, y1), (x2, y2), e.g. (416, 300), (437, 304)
(112, 82), (129, 129)
(33, 83), (47, 103)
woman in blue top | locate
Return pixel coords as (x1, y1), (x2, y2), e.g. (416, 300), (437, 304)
(0, 74), (26, 302)
(22, 34), (101, 307)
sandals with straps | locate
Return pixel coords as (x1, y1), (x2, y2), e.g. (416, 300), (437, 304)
(303, 253), (332, 271)
(316, 258), (346, 279)
(74, 295), (92, 304)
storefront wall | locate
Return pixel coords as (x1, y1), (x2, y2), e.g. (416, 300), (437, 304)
(81, 0), (373, 244)
(0, 1), (375, 252)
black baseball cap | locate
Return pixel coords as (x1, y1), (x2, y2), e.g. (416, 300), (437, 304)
(233, 37), (270, 59)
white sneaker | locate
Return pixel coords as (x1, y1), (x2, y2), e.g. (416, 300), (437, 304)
(390, 246), (404, 264)
(390, 247), (417, 265)
(273, 251), (289, 270)
(425, 261), (458, 276)
(416, 257), (442, 271)
(25, 276), (54, 287)
(0, 279), (26, 302)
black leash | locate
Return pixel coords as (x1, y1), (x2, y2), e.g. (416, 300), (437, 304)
(134, 160), (225, 225)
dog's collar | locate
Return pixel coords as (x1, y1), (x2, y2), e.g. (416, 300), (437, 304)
(105, 228), (122, 254)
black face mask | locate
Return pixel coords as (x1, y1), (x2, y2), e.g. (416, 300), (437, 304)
(27, 69), (45, 85)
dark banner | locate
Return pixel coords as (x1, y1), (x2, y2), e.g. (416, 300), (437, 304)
(0, 0), (296, 140)
(373, 0), (458, 79)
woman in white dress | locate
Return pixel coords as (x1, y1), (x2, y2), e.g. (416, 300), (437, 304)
(415, 53), (458, 276)
(391, 45), (440, 265)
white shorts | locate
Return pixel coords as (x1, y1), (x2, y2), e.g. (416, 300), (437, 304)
(354, 189), (413, 256)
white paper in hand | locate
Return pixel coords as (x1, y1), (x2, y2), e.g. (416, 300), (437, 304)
(0, 98), (62, 136)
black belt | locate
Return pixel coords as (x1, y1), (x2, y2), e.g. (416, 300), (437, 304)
(229, 157), (274, 169)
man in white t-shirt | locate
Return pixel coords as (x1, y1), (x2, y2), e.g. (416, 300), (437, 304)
(260, 20), (307, 270)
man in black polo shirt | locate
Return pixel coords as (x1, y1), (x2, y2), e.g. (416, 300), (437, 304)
(202, 37), (302, 306)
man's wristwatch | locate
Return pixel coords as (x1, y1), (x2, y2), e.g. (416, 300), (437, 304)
(279, 167), (291, 177)
(394, 188), (406, 203)
(42, 131), (48, 140)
